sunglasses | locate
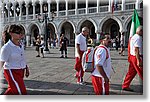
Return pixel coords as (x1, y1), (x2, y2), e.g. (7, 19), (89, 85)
(13, 32), (21, 35)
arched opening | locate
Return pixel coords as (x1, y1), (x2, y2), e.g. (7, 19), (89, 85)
(29, 24), (39, 46)
(102, 18), (120, 40)
(60, 22), (74, 46)
(80, 20), (96, 39)
(47, 23), (56, 42)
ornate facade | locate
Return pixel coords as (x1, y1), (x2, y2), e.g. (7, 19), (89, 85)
(0, 0), (143, 46)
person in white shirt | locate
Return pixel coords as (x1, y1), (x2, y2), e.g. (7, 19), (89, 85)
(74, 27), (89, 85)
(122, 26), (143, 91)
(0, 25), (29, 95)
(40, 37), (45, 58)
(91, 34), (112, 95)
(119, 32), (125, 56)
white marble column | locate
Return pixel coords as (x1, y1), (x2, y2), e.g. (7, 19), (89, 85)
(19, 2), (22, 21)
(26, 35), (30, 47)
(86, 0), (88, 14)
(97, 0), (99, 13)
(66, 0), (68, 16)
(7, 3), (10, 22)
(108, 0), (112, 12)
(75, 0), (78, 15)
(47, 0), (51, 18)
(25, 3), (29, 20)
(13, 3), (16, 21)
(122, 0), (125, 11)
(136, 0), (140, 9)
(96, 30), (101, 44)
(32, 3), (36, 19)
(40, 1), (43, 17)
(56, 0), (59, 17)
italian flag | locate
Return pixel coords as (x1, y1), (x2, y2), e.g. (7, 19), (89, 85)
(128, 9), (140, 61)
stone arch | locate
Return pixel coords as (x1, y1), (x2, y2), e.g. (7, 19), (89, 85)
(77, 18), (98, 33)
(58, 20), (76, 46)
(123, 15), (132, 32)
(99, 16), (123, 32)
(28, 23), (41, 35)
(58, 19), (76, 35)
(41, 22), (57, 35)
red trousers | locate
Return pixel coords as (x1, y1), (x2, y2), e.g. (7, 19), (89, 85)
(4, 69), (27, 95)
(91, 75), (109, 95)
(74, 51), (84, 83)
(122, 55), (143, 89)
(75, 57), (84, 83)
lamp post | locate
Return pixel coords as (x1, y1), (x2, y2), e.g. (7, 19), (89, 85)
(37, 4), (55, 53)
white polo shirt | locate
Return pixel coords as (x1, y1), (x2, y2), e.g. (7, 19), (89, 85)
(75, 33), (87, 57)
(130, 34), (143, 56)
(0, 40), (26, 69)
(92, 45), (112, 79)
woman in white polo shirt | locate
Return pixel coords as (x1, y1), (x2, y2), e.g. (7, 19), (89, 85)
(0, 25), (29, 95)
(91, 34), (112, 95)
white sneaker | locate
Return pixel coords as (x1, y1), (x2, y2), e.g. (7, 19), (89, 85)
(77, 82), (86, 85)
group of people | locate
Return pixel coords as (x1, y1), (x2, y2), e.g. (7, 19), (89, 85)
(0, 25), (143, 95)
(112, 32), (125, 56)
(34, 33), (69, 58)
(74, 26), (143, 95)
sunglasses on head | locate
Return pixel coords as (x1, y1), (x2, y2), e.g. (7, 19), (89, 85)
(13, 32), (21, 35)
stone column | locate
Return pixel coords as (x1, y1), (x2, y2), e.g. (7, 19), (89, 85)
(97, 0), (99, 13)
(32, 3), (36, 19)
(56, 0), (59, 17)
(136, 0), (140, 9)
(19, 2), (22, 21)
(26, 35), (30, 47)
(25, 3), (29, 20)
(7, 3), (10, 22)
(96, 30), (101, 44)
(13, 3), (16, 21)
(108, 0), (111, 12)
(47, 0), (51, 18)
(122, 0), (125, 11)
(66, 0), (68, 16)
(86, 0), (88, 14)
(40, 1), (43, 17)
(75, 0), (78, 15)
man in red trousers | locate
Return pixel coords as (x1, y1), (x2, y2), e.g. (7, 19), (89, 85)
(122, 26), (143, 91)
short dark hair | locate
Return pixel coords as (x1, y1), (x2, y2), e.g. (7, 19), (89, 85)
(8, 25), (23, 34)
(99, 33), (110, 41)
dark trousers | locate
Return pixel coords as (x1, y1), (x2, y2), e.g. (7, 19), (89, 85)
(61, 49), (67, 57)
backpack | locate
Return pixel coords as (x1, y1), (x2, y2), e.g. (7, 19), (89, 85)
(82, 46), (109, 73)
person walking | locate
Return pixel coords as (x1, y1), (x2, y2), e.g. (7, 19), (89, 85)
(0, 25), (29, 95)
(91, 34), (112, 95)
(59, 34), (69, 58)
(122, 26), (143, 91)
(35, 36), (41, 57)
(40, 37), (45, 58)
(119, 32), (125, 56)
(74, 27), (89, 85)
(115, 36), (119, 51)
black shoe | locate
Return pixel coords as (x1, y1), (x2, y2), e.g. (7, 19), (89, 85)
(36, 55), (40, 57)
(65, 56), (67, 58)
(122, 88), (134, 92)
